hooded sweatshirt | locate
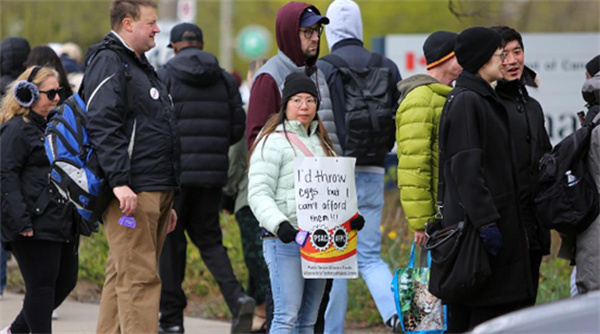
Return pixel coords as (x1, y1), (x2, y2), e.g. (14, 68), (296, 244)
(158, 46), (245, 187)
(395, 74), (451, 231)
(246, 2), (340, 154)
(317, 0), (402, 166)
(0, 37), (30, 96)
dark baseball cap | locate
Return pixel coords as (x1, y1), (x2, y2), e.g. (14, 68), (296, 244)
(300, 8), (329, 27)
(168, 22), (203, 48)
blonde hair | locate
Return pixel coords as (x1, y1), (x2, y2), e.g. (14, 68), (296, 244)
(0, 66), (59, 124)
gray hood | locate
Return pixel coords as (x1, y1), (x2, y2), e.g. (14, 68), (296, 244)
(397, 74), (438, 105)
(325, 0), (363, 51)
(582, 71), (600, 106)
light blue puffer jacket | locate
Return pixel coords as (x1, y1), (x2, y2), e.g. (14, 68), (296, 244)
(248, 120), (328, 234)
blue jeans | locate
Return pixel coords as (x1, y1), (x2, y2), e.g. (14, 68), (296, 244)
(0, 240), (8, 294)
(263, 238), (327, 334)
(324, 172), (396, 333)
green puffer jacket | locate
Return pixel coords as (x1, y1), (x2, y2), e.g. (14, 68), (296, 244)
(395, 74), (452, 232)
(248, 120), (328, 235)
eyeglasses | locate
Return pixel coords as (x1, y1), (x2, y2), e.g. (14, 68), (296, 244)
(39, 88), (63, 100)
(299, 26), (323, 39)
(493, 52), (507, 61)
(289, 97), (317, 107)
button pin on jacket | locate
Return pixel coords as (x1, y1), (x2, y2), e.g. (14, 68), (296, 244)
(149, 87), (160, 100)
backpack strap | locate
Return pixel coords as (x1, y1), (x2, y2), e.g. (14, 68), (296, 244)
(278, 132), (314, 157)
(320, 53), (350, 70)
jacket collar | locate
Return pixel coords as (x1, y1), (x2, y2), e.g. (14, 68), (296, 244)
(456, 71), (502, 103)
(331, 38), (364, 52)
(496, 65), (538, 98)
(277, 120), (319, 137)
(27, 109), (48, 129)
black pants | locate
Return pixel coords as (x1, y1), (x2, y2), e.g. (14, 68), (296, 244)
(527, 250), (543, 306)
(10, 240), (78, 334)
(235, 206), (269, 305)
(159, 186), (245, 327)
(446, 300), (528, 333)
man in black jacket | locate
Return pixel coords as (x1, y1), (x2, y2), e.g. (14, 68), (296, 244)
(492, 26), (552, 306)
(0, 36), (30, 96)
(83, 1), (180, 333)
(316, 0), (402, 332)
(157, 23), (252, 334)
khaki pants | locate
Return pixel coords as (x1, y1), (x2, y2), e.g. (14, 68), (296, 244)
(96, 191), (175, 334)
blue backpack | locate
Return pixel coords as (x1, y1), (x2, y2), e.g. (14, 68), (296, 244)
(45, 42), (131, 229)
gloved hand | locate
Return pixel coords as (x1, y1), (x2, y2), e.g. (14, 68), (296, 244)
(350, 215), (365, 231)
(479, 223), (503, 256)
(276, 221), (298, 243)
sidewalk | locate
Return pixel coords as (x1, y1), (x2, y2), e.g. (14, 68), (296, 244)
(0, 291), (230, 334)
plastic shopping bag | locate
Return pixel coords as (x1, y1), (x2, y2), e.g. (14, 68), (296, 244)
(391, 242), (447, 333)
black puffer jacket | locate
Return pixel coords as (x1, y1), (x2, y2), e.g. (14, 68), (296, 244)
(83, 33), (180, 193)
(1, 112), (76, 247)
(158, 47), (245, 187)
(496, 66), (552, 254)
(0, 37), (30, 96)
(439, 71), (533, 306)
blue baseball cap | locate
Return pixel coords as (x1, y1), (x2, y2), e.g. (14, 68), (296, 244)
(300, 8), (329, 27)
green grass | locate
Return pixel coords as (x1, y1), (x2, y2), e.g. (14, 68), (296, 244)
(7, 174), (574, 327)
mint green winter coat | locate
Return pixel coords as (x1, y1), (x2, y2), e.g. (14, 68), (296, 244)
(248, 120), (328, 235)
(395, 74), (452, 232)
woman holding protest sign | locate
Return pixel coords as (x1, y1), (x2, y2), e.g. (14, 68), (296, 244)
(248, 72), (363, 332)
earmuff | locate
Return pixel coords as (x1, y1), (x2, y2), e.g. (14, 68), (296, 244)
(13, 66), (42, 108)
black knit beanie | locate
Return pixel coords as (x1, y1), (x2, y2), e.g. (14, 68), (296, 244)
(281, 72), (319, 109)
(455, 27), (503, 74)
(423, 31), (458, 70)
(586, 55), (600, 77)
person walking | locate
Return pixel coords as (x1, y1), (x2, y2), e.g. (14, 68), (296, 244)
(157, 22), (253, 334)
(438, 27), (534, 332)
(0, 66), (78, 334)
(82, 1), (180, 333)
(316, 0), (402, 332)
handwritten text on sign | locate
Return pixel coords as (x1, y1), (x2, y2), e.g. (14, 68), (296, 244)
(294, 157), (358, 279)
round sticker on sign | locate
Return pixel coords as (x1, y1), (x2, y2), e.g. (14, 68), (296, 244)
(149, 87), (160, 100)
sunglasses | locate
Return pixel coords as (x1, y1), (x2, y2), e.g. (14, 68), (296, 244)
(39, 87), (64, 100)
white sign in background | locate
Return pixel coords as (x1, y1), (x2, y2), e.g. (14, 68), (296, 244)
(384, 33), (600, 145)
(294, 157), (358, 279)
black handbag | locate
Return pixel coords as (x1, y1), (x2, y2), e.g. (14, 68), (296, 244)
(425, 219), (491, 301)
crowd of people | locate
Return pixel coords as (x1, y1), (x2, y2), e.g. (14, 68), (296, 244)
(0, 0), (598, 333)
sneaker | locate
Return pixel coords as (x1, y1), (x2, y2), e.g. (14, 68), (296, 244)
(386, 314), (402, 334)
(0, 325), (11, 334)
(158, 324), (184, 334)
(231, 295), (255, 334)
(52, 310), (59, 320)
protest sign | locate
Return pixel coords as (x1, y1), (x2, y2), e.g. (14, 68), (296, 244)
(294, 156), (358, 279)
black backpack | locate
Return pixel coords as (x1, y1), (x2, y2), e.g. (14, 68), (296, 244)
(321, 53), (394, 165)
(534, 121), (599, 234)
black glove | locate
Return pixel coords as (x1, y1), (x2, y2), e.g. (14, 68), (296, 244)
(350, 215), (365, 231)
(276, 221), (298, 243)
(479, 223), (503, 256)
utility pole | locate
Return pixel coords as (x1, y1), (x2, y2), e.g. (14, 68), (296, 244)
(219, 0), (233, 71)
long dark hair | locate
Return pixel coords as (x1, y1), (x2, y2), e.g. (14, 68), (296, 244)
(248, 102), (335, 167)
(25, 45), (73, 102)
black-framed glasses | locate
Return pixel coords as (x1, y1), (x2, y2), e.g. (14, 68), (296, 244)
(39, 87), (63, 100)
(493, 52), (507, 61)
(299, 26), (323, 39)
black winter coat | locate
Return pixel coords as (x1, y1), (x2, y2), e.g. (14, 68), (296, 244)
(439, 71), (533, 306)
(0, 37), (30, 96)
(317, 39), (402, 166)
(158, 47), (245, 187)
(496, 67), (552, 254)
(1, 112), (76, 247)
(83, 34), (180, 193)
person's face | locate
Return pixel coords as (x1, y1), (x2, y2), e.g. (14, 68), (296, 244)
(299, 23), (321, 59)
(32, 76), (60, 118)
(501, 40), (525, 81)
(285, 93), (317, 130)
(127, 6), (160, 55)
(479, 47), (505, 83)
(444, 57), (463, 83)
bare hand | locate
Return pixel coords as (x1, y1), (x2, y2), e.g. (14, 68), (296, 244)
(113, 186), (137, 216)
(167, 209), (177, 234)
(20, 230), (34, 237)
(414, 230), (427, 246)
